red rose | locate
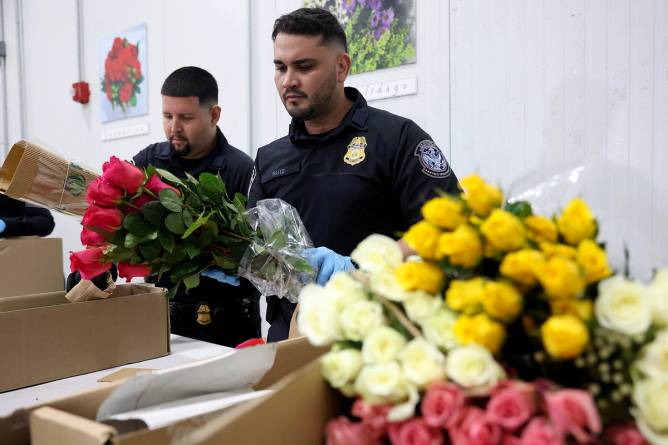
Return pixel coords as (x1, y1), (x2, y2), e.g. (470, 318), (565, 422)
(326, 416), (379, 445)
(351, 398), (391, 440)
(501, 433), (521, 445)
(145, 175), (180, 196)
(80, 227), (109, 247)
(234, 338), (266, 349)
(82, 204), (123, 232)
(130, 193), (156, 211)
(545, 389), (601, 443)
(449, 406), (501, 445)
(604, 423), (649, 445)
(86, 177), (124, 207)
(387, 418), (443, 445)
(421, 382), (464, 429)
(486, 381), (536, 432)
(111, 37), (124, 54)
(118, 262), (152, 282)
(119, 81), (133, 103)
(102, 156), (144, 194)
(520, 417), (562, 445)
(70, 247), (112, 280)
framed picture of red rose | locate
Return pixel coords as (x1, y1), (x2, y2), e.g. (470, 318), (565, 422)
(99, 23), (148, 123)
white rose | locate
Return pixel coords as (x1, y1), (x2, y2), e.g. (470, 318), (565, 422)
(354, 361), (407, 405)
(362, 326), (407, 364)
(387, 383), (419, 422)
(445, 345), (504, 394)
(633, 376), (668, 433)
(595, 275), (651, 335)
(404, 290), (443, 325)
(635, 415), (668, 445)
(648, 269), (668, 327)
(369, 268), (411, 302)
(321, 349), (363, 389)
(422, 309), (459, 351)
(636, 329), (668, 380)
(325, 272), (367, 311)
(339, 299), (385, 341)
(351, 234), (403, 273)
(399, 338), (446, 388)
(297, 284), (341, 346)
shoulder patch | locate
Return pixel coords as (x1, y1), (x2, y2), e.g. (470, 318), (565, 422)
(414, 140), (451, 178)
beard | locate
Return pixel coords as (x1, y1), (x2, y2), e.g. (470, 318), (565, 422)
(282, 74), (337, 121)
(169, 140), (192, 157)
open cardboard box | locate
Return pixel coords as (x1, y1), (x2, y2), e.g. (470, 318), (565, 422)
(0, 284), (169, 393)
(0, 237), (64, 298)
(2, 337), (326, 445)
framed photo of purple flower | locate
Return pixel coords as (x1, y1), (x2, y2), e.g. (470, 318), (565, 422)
(305, 0), (416, 74)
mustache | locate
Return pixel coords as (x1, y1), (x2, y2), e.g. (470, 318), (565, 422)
(283, 88), (307, 100)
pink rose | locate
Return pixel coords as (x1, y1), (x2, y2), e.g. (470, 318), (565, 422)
(421, 382), (465, 429)
(145, 174), (180, 196)
(387, 418), (444, 445)
(545, 389), (601, 443)
(86, 177), (124, 207)
(102, 156), (144, 194)
(69, 247), (112, 280)
(520, 417), (562, 445)
(486, 381), (536, 431)
(604, 423), (650, 445)
(326, 416), (379, 445)
(118, 262), (152, 282)
(352, 398), (391, 440)
(82, 204), (123, 232)
(501, 434), (521, 445)
(449, 406), (501, 445)
(80, 227), (109, 247)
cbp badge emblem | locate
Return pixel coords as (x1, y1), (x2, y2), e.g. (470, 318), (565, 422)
(344, 136), (367, 166)
(196, 304), (212, 326)
(414, 140), (451, 178)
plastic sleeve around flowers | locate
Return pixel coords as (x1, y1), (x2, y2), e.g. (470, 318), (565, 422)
(238, 198), (317, 303)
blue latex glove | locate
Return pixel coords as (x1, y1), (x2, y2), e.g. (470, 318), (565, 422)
(201, 268), (240, 286)
(0, 218), (5, 234)
(304, 246), (354, 286)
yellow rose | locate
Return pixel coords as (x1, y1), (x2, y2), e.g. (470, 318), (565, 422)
(550, 298), (593, 321)
(535, 256), (586, 300)
(541, 314), (589, 359)
(454, 313), (506, 354)
(437, 224), (483, 268)
(402, 221), (441, 260)
(480, 209), (526, 252)
(395, 261), (444, 295)
(557, 198), (597, 245)
(482, 281), (523, 322)
(445, 278), (485, 314)
(576, 239), (612, 283)
(524, 215), (558, 244)
(539, 242), (578, 260)
(421, 195), (466, 230)
(499, 249), (545, 286)
(460, 174), (504, 217)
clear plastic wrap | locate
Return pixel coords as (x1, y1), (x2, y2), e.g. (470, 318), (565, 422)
(507, 158), (665, 280)
(238, 199), (316, 302)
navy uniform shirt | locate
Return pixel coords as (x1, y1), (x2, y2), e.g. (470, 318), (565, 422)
(248, 87), (459, 256)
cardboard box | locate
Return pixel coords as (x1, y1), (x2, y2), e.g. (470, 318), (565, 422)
(0, 284), (169, 393)
(0, 237), (64, 298)
(8, 337), (326, 445)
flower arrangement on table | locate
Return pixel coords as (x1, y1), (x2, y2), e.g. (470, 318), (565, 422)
(70, 156), (314, 300)
(297, 174), (667, 445)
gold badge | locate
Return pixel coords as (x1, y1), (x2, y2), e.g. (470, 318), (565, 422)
(344, 136), (367, 166)
(196, 304), (212, 326)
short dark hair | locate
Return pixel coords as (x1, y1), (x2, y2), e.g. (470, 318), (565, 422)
(161, 66), (218, 106)
(272, 7), (347, 52)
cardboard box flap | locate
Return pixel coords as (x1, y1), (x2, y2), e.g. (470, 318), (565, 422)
(30, 407), (116, 445)
(0, 291), (68, 312)
(0, 238), (63, 298)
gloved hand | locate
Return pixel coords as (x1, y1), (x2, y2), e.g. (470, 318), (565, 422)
(0, 218), (5, 234)
(304, 246), (354, 286)
(201, 268), (240, 286)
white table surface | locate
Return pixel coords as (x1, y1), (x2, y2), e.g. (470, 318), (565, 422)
(0, 334), (232, 417)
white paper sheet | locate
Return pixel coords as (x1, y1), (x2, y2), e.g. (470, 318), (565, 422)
(96, 343), (277, 427)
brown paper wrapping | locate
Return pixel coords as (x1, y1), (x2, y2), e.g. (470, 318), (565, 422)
(65, 275), (117, 303)
(0, 140), (99, 216)
(288, 303), (301, 339)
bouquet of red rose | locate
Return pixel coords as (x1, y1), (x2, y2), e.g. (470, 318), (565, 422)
(101, 37), (143, 110)
(70, 156), (314, 299)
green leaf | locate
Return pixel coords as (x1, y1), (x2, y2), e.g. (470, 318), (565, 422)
(170, 260), (204, 282)
(155, 168), (185, 187)
(139, 240), (162, 261)
(184, 237), (201, 259)
(185, 172), (199, 185)
(182, 208), (194, 227)
(141, 201), (168, 226)
(182, 214), (209, 239)
(158, 228), (175, 253)
(159, 189), (183, 212)
(123, 212), (155, 236)
(504, 201), (533, 219)
(183, 273), (201, 290)
(205, 220), (219, 236)
(105, 246), (135, 262)
(185, 193), (202, 210)
(129, 94), (137, 107)
(130, 255), (144, 265)
(199, 172), (226, 199)
(125, 231), (158, 248)
(165, 212), (186, 234)
(213, 254), (237, 270)
(165, 285), (178, 300)
(163, 248), (187, 264)
(199, 229), (213, 246)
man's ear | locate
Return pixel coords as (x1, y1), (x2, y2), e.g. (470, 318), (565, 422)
(336, 53), (352, 83)
(210, 104), (221, 126)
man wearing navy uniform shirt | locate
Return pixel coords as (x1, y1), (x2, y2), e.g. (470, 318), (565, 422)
(248, 8), (459, 341)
